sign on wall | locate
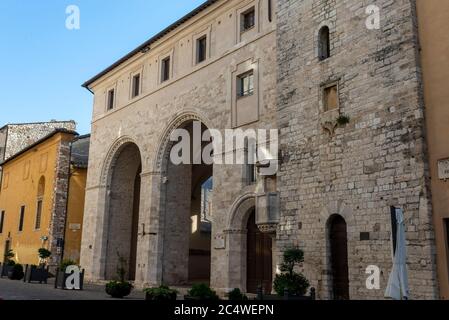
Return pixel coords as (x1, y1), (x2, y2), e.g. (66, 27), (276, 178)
(438, 158), (449, 180)
(214, 234), (225, 250)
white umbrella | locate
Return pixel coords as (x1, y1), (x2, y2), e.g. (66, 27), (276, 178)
(385, 208), (410, 300)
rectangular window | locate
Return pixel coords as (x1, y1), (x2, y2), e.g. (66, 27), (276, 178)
(245, 139), (257, 185)
(241, 7), (255, 32)
(161, 57), (171, 82)
(196, 36), (207, 64)
(323, 85), (338, 111)
(0, 211), (5, 234)
(237, 71), (254, 98)
(35, 200), (43, 230)
(131, 73), (141, 98)
(107, 89), (115, 110)
(18, 206), (25, 232)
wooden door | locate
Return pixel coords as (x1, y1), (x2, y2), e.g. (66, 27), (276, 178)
(329, 215), (349, 300)
(247, 210), (272, 294)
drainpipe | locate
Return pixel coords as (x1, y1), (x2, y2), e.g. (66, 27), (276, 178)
(60, 138), (74, 264)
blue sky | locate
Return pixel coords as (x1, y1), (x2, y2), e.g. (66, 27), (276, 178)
(0, 0), (205, 134)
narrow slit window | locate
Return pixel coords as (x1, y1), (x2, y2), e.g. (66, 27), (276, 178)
(318, 26), (330, 61)
(0, 211), (5, 234)
(19, 206), (25, 232)
(197, 36), (207, 64)
(132, 74), (141, 98)
(107, 89), (115, 110)
(161, 57), (171, 82)
(237, 71), (254, 98)
(35, 200), (43, 230)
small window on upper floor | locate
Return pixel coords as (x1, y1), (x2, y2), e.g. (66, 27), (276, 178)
(318, 26), (330, 61)
(323, 84), (339, 111)
(161, 57), (171, 82)
(237, 70), (254, 98)
(241, 7), (255, 33)
(107, 88), (115, 111)
(18, 205), (25, 232)
(196, 36), (207, 64)
(131, 73), (141, 98)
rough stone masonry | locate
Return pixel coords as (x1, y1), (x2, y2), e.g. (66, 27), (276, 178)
(276, 0), (438, 299)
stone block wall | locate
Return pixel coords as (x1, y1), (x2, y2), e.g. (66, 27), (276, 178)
(3, 121), (76, 160)
(276, 0), (438, 299)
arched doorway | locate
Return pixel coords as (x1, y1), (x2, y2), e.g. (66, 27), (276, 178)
(161, 120), (213, 285)
(104, 143), (142, 280)
(246, 209), (272, 294)
(328, 214), (349, 300)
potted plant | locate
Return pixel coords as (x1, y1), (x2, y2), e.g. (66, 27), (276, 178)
(8, 263), (24, 280)
(227, 288), (248, 300)
(105, 254), (133, 298)
(37, 248), (51, 266)
(1, 250), (16, 278)
(144, 285), (178, 301)
(54, 259), (85, 290)
(24, 264), (49, 284)
(185, 283), (219, 300)
(272, 248), (311, 300)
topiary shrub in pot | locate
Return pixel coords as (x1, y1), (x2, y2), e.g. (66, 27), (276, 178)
(8, 263), (24, 280)
(106, 281), (133, 299)
(144, 285), (178, 301)
(185, 283), (219, 300)
(227, 288), (248, 301)
(273, 248), (310, 298)
(105, 253), (133, 299)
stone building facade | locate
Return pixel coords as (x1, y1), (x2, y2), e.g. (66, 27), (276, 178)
(81, 0), (443, 299)
(276, 0), (438, 299)
(81, 0), (278, 293)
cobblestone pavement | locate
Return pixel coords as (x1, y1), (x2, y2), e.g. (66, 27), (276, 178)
(0, 277), (145, 300)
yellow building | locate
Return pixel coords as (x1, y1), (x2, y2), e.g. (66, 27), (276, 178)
(417, 1), (449, 299)
(0, 129), (89, 267)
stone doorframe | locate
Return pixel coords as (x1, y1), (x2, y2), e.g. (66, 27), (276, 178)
(225, 193), (257, 292)
(319, 200), (355, 300)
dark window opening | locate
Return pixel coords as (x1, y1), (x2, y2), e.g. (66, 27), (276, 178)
(237, 71), (254, 98)
(268, 0), (272, 22)
(242, 8), (255, 32)
(132, 74), (140, 98)
(18, 206), (25, 232)
(107, 89), (115, 110)
(161, 57), (171, 82)
(0, 211), (4, 234)
(35, 200), (42, 230)
(245, 138), (257, 185)
(197, 36), (207, 63)
(318, 26), (330, 61)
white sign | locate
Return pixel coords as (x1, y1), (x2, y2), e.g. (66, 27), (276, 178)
(438, 158), (449, 180)
(214, 234), (225, 249)
(69, 223), (81, 230)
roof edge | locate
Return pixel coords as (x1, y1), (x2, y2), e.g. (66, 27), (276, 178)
(82, 0), (219, 89)
(0, 129), (79, 166)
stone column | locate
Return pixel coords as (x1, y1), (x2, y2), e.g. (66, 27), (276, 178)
(80, 184), (108, 281)
(137, 171), (164, 287)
